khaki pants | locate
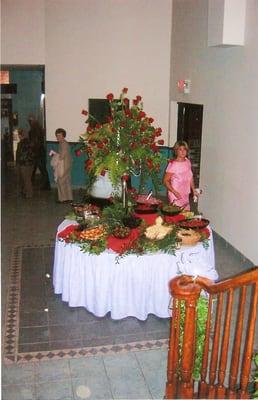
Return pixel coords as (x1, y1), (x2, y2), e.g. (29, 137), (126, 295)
(18, 165), (33, 198)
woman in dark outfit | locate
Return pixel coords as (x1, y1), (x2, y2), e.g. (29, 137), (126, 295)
(16, 129), (35, 198)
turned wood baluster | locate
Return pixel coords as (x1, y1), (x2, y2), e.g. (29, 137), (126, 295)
(177, 296), (198, 399)
(227, 286), (247, 399)
(238, 282), (258, 399)
(166, 276), (201, 399)
(198, 295), (213, 399)
(208, 292), (223, 398)
(165, 297), (181, 399)
(216, 289), (234, 399)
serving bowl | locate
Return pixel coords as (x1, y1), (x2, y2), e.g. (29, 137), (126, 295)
(177, 218), (210, 230)
(161, 204), (184, 216)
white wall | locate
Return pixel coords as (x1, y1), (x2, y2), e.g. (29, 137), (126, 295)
(1, 0), (45, 64)
(1, 0), (172, 142)
(171, 0), (258, 263)
(44, 0), (172, 141)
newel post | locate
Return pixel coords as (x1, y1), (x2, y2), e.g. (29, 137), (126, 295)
(165, 276), (201, 399)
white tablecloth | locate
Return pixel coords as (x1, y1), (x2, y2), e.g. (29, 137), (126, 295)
(53, 219), (218, 320)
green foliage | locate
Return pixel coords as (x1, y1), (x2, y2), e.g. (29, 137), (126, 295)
(101, 201), (128, 231)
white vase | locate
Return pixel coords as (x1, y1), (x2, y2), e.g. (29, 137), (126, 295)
(89, 172), (122, 199)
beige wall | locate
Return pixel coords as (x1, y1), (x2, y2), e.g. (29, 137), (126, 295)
(1, 0), (172, 142)
(1, 0), (45, 64)
(171, 0), (258, 263)
(45, 0), (172, 141)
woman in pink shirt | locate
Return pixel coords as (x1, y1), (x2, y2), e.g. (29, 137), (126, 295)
(163, 141), (199, 210)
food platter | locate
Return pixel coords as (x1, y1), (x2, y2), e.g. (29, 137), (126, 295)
(177, 218), (210, 230)
(160, 204), (184, 216)
(134, 204), (158, 214)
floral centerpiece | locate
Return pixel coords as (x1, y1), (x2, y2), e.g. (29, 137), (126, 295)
(77, 88), (165, 194)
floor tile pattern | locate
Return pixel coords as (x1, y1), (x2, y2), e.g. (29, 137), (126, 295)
(3, 244), (170, 364)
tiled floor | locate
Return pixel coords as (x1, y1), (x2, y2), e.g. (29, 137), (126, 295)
(1, 166), (254, 400)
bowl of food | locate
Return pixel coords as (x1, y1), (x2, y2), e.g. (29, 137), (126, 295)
(134, 204), (158, 214)
(113, 226), (131, 239)
(122, 216), (142, 228)
(161, 204), (184, 216)
(177, 218), (210, 230)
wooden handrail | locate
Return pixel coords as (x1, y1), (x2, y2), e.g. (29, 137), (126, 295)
(165, 267), (258, 399)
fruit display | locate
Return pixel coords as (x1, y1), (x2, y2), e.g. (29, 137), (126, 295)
(79, 225), (106, 241)
(177, 218), (209, 230)
(144, 216), (172, 240)
(113, 226), (131, 239)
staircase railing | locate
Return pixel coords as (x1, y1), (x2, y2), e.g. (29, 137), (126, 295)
(165, 267), (258, 399)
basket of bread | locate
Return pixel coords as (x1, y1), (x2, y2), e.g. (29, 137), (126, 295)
(177, 228), (201, 246)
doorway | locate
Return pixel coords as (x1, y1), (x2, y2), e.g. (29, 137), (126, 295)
(177, 102), (203, 187)
(1, 65), (45, 168)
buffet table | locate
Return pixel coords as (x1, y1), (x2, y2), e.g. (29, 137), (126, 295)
(53, 219), (218, 320)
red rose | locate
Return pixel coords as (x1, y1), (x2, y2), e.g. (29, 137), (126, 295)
(97, 142), (104, 149)
(136, 95), (142, 102)
(155, 127), (162, 136)
(106, 93), (114, 101)
(100, 170), (106, 176)
(95, 123), (101, 129)
(123, 98), (129, 105)
(122, 87), (128, 93)
(131, 130), (137, 136)
(158, 139), (164, 145)
(103, 138), (109, 144)
(130, 143), (137, 150)
(81, 109), (88, 116)
(122, 174), (129, 181)
(138, 111), (146, 119)
(148, 117), (154, 123)
(106, 116), (112, 123)
(124, 108), (131, 117)
(87, 126), (93, 133)
(85, 159), (93, 170)
(151, 144), (159, 153)
(140, 126), (146, 132)
(133, 99), (138, 106)
(75, 149), (82, 157)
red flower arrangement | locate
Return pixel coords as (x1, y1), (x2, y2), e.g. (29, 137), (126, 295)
(78, 88), (165, 192)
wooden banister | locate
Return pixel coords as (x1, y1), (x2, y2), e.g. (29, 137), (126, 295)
(165, 267), (258, 399)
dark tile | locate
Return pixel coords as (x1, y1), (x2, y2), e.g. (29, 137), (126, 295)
(77, 307), (103, 323)
(49, 324), (82, 341)
(139, 315), (169, 333)
(18, 341), (50, 353)
(112, 332), (146, 345)
(81, 320), (112, 340)
(49, 339), (83, 350)
(82, 336), (115, 348)
(20, 299), (47, 313)
(20, 311), (48, 327)
(108, 317), (144, 335)
(19, 326), (49, 344)
(48, 308), (79, 325)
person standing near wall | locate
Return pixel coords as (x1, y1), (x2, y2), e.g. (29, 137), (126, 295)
(163, 140), (200, 210)
(53, 128), (73, 203)
(28, 115), (51, 190)
(16, 129), (34, 198)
